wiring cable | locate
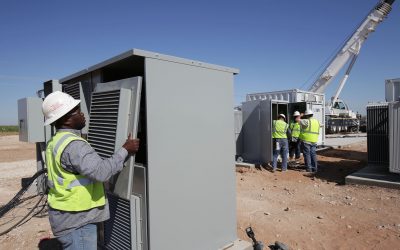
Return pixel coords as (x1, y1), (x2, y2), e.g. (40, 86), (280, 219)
(0, 168), (47, 236)
(0, 194), (46, 236)
(0, 168), (47, 218)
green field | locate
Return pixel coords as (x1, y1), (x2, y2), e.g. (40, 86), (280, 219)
(0, 125), (19, 133)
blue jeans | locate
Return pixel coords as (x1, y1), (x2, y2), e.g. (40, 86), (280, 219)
(289, 138), (301, 159)
(302, 142), (318, 172)
(272, 138), (288, 171)
(57, 223), (97, 250)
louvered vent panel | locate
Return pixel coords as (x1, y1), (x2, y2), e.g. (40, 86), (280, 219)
(104, 192), (131, 250)
(367, 104), (389, 166)
(87, 90), (120, 159)
(63, 82), (80, 99)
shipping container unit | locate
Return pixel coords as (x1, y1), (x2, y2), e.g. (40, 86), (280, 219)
(18, 49), (251, 250)
(389, 101), (400, 174)
(366, 103), (389, 166)
(385, 78), (400, 102)
(238, 89), (325, 164)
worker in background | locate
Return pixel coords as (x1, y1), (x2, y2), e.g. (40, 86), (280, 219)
(296, 109), (320, 173)
(42, 91), (139, 250)
(271, 114), (289, 172)
(289, 111), (301, 162)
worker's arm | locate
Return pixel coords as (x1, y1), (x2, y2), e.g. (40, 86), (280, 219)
(299, 119), (309, 129)
(61, 136), (139, 182)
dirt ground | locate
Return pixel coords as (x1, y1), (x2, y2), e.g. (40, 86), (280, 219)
(0, 135), (400, 249)
(236, 141), (400, 249)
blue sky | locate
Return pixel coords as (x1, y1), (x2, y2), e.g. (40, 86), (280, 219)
(1, 0), (399, 125)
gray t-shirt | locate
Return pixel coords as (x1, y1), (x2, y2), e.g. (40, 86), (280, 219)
(48, 129), (128, 237)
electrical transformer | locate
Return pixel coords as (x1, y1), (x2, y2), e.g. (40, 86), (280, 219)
(18, 49), (251, 250)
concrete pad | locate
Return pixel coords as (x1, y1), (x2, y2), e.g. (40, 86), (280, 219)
(345, 164), (400, 189)
(219, 239), (252, 250)
(235, 162), (255, 168)
(324, 135), (367, 149)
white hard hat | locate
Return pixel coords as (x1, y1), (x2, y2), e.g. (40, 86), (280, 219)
(293, 111), (301, 116)
(278, 114), (286, 119)
(304, 109), (314, 115)
(42, 91), (80, 126)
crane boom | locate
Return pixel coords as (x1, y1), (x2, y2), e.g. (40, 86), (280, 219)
(308, 0), (395, 94)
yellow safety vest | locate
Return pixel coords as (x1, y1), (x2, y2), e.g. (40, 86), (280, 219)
(290, 122), (301, 138)
(45, 131), (105, 211)
(299, 118), (320, 143)
(272, 120), (288, 139)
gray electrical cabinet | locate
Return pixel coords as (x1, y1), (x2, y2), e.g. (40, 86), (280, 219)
(50, 49), (250, 250)
(17, 97), (45, 143)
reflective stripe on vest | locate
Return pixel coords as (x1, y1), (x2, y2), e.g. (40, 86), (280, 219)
(290, 122), (300, 138)
(45, 131), (106, 212)
(299, 118), (320, 143)
(272, 120), (288, 139)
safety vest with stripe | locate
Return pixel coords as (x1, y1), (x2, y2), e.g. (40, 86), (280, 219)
(299, 118), (320, 143)
(290, 122), (301, 138)
(45, 131), (105, 211)
(272, 120), (288, 139)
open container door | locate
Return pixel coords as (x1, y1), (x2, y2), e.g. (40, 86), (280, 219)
(87, 76), (146, 250)
(260, 99), (288, 164)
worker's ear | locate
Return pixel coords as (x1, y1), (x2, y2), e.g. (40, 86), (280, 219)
(55, 115), (72, 129)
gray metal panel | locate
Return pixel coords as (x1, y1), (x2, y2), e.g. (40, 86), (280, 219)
(60, 49), (239, 82)
(132, 165), (148, 250)
(241, 100), (290, 164)
(385, 78), (400, 102)
(389, 102), (400, 173)
(145, 58), (237, 250)
(130, 195), (142, 250)
(241, 100), (261, 162)
(260, 100), (273, 163)
(89, 77), (142, 199)
(18, 97), (45, 143)
(308, 103), (325, 145)
(234, 110), (243, 157)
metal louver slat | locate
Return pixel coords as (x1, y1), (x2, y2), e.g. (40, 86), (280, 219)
(89, 128), (116, 135)
(64, 82), (80, 100)
(87, 132), (115, 140)
(89, 118), (118, 123)
(367, 104), (389, 166)
(104, 193), (131, 250)
(87, 90), (121, 158)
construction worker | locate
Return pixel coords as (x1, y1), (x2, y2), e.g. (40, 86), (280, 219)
(297, 109), (320, 173)
(289, 111), (301, 162)
(42, 91), (139, 250)
(272, 114), (289, 172)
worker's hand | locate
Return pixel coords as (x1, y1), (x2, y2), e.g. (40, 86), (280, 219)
(122, 133), (140, 155)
